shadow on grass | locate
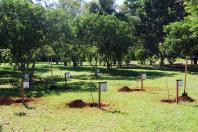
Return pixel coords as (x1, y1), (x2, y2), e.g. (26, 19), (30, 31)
(0, 81), (97, 97)
(70, 67), (176, 81)
(23, 103), (36, 109)
(14, 112), (27, 117)
(101, 109), (128, 115)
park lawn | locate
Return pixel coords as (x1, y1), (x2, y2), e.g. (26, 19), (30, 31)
(0, 63), (198, 132)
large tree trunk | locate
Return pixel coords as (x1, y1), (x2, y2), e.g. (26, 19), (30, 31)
(72, 59), (78, 67)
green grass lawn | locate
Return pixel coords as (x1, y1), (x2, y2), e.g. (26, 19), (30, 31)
(0, 63), (198, 132)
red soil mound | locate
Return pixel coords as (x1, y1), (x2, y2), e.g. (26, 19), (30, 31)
(177, 96), (195, 102)
(0, 97), (34, 105)
(87, 103), (109, 107)
(160, 99), (175, 103)
(161, 96), (195, 103)
(118, 86), (132, 92)
(68, 100), (110, 108)
(0, 97), (15, 105)
(68, 99), (87, 108)
(118, 86), (142, 92)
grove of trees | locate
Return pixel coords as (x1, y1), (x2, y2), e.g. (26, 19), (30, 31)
(0, 0), (197, 78)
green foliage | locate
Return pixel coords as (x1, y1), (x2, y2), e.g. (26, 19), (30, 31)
(164, 0), (198, 60)
(88, 0), (116, 15)
(0, 0), (48, 74)
(0, 49), (12, 64)
(75, 13), (134, 69)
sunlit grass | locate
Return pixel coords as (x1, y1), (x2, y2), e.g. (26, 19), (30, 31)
(0, 63), (198, 131)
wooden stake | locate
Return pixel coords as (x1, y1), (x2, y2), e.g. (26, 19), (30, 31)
(21, 81), (25, 104)
(184, 57), (188, 94)
(98, 83), (101, 109)
(176, 81), (179, 104)
(51, 57), (53, 86)
(141, 75), (143, 91)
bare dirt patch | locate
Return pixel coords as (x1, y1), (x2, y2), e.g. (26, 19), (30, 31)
(161, 96), (195, 103)
(160, 99), (175, 103)
(0, 97), (14, 105)
(118, 86), (143, 92)
(67, 99), (109, 108)
(0, 96), (35, 105)
(177, 96), (195, 102)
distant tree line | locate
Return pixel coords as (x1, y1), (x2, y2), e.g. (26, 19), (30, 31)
(0, 0), (197, 79)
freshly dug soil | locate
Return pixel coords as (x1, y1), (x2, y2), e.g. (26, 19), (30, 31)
(0, 97), (15, 105)
(14, 98), (34, 103)
(67, 99), (87, 108)
(68, 100), (109, 108)
(160, 99), (175, 103)
(0, 97), (34, 105)
(87, 103), (109, 107)
(118, 86), (132, 92)
(118, 86), (142, 92)
(161, 96), (195, 103)
(177, 96), (195, 102)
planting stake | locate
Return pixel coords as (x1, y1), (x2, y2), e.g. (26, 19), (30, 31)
(176, 80), (179, 104)
(98, 83), (101, 109)
(141, 75), (143, 91)
(21, 81), (25, 103)
(182, 57), (188, 97)
(51, 56), (53, 86)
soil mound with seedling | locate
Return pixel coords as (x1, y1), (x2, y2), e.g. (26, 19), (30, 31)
(177, 96), (195, 102)
(68, 100), (109, 108)
(0, 97), (34, 105)
(118, 86), (132, 92)
(118, 86), (142, 92)
(161, 96), (195, 103)
(0, 97), (14, 105)
(68, 99), (87, 108)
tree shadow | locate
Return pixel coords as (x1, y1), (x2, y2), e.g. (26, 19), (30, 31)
(101, 109), (128, 115)
(14, 112), (27, 117)
(71, 68), (176, 81)
(0, 80), (97, 97)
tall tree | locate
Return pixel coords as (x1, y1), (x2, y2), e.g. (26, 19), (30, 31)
(164, 0), (198, 64)
(0, 0), (48, 82)
(75, 13), (133, 69)
(125, 0), (185, 65)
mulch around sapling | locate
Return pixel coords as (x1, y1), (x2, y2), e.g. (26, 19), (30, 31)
(0, 97), (15, 105)
(67, 99), (109, 108)
(15, 98), (34, 103)
(161, 96), (195, 103)
(118, 86), (143, 92)
(0, 96), (35, 105)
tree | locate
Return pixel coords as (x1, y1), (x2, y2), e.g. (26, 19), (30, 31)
(75, 13), (133, 69)
(45, 8), (72, 65)
(164, 0), (198, 64)
(125, 0), (185, 66)
(0, 0), (48, 83)
(88, 0), (116, 15)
